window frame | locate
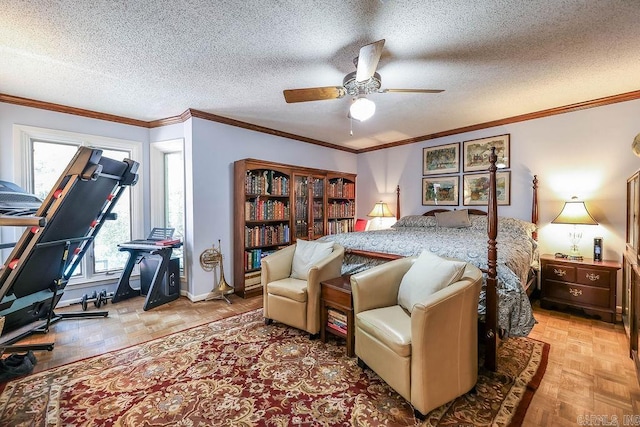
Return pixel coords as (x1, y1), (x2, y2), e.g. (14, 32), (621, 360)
(12, 124), (144, 288)
(150, 138), (187, 280)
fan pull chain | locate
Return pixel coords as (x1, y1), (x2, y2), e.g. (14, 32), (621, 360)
(350, 118), (353, 136)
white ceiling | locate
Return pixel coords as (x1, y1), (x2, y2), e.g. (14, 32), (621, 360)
(1, 1), (639, 151)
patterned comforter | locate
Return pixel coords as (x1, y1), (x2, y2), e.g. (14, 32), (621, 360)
(319, 215), (538, 337)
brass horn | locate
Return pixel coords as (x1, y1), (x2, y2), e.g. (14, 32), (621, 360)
(200, 239), (234, 304)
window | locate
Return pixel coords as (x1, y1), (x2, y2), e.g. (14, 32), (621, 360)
(14, 125), (143, 286)
(164, 150), (185, 271)
(150, 139), (186, 275)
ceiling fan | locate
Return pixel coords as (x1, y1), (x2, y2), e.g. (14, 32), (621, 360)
(283, 39), (444, 121)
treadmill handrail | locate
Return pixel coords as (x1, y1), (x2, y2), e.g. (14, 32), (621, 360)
(0, 216), (46, 227)
(35, 236), (93, 249)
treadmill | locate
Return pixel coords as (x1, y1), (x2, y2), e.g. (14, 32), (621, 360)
(0, 147), (139, 351)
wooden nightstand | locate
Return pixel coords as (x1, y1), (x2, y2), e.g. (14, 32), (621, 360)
(540, 253), (621, 323)
(320, 275), (354, 357)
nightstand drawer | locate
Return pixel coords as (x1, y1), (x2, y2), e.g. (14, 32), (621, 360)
(576, 267), (611, 288)
(543, 263), (576, 282)
(543, 280), (610, 308)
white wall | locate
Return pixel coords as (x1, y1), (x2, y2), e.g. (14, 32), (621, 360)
(357, 98), (640, 302)
(0, 103), (151, 250)
(2, 98), (638, 305)
(0, 105), (357, 302)
(185, 118), (357, 299)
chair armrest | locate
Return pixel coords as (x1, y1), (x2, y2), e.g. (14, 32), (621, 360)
(409, 265), (482, 399)
(261, 244), (296, 285)
(351, 256), (415, 314)
(307, 244), (345, 303)
(305, 243), (345, 334)
(307, 244), (345, 287)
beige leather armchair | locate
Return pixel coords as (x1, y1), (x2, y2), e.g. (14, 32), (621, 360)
(262, 242), (344, 336)
(351, 256), (482, 418)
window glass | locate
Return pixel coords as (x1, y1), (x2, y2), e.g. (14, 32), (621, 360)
(164, 151), (184, 271)
(93, 148), (132, 273)
(31, 141), (133, 278)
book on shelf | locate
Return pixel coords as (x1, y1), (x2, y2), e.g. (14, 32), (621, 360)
(327, 309), (347, 322)
(327, 322), (347, 335)
(329, 319), (347, 330)
(244, 271), (262, 287)
(328, 318), (347, 330)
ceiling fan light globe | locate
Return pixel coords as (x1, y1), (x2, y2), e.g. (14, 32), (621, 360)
(350, 97), (376, 121)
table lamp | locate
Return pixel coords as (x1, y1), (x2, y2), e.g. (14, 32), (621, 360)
(367, 201), (394, 229)
(551, 196), (598, 260)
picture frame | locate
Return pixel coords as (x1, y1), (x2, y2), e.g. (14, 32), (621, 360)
(422, 176), (459, 206)
(462, 134), (510, 172)
(422, 142), (460, 175)
(463, 171), (511, 206)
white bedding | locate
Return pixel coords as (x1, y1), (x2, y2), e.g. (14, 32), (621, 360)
(319, 214), (538, 337)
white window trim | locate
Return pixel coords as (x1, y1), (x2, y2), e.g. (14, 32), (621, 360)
(12, 124), (144, 286)
(150, 138), (187, 282)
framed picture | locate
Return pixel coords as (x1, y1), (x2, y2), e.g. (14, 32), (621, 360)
(423, 142), (460, 175)
(463, 171), (510, 206)
(462, 134), (510, 172)
(422, 176), (459, 206)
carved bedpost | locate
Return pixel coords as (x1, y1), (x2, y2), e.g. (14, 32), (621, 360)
(485, 147), (498, 372)
(532, 175), (539, 241)
(396, 185), (401, 220)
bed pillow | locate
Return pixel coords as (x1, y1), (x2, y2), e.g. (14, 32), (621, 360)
(468, 214), (488, 231)
(290, 239), (335, 280)
(397, 250), (467, 313)
(391, 215), (437, 228)
(469, 215), (537, 237)
(499, 217), (537, 237)
(434, 209), (471, 228)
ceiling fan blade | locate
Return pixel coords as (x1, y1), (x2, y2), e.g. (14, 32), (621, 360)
(283, 87), (346, 103)
(381, 89), (445, 94)
(355, 39), (385, 83)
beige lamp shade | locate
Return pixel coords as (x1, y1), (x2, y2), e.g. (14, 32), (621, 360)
(367, 201), (394, 218)
(551, 197), (597, 260)
(551, 198), (598, 225)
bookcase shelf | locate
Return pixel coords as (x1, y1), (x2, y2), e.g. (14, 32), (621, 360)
(233, 159), (356, 298)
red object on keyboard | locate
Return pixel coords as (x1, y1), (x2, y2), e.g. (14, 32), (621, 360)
(155, 238), (181, 246)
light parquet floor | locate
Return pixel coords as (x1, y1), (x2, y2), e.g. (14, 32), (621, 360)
(9, 295), (640, 425)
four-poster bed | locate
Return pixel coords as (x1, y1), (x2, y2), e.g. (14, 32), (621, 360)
(321, 149), (539, 371)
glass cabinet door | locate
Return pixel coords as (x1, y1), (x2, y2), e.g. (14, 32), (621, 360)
(624, 258), (633, 337)
(635, 175), (639, 254)
(292, 174), (326, 240)
(294, 175), (309, 239)
(311, 176), (325, 239)
(628, 174), (638, 249)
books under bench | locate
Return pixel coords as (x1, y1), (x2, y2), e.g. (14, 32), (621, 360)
(327, 309), (347, 335)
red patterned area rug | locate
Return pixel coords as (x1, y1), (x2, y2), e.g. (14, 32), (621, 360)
(0, 309), (548, 426)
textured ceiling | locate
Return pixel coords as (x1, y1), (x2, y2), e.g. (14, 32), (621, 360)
(1, 1), (639, 151)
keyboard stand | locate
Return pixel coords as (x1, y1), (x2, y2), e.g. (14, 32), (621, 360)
(112, 242), (181, 311)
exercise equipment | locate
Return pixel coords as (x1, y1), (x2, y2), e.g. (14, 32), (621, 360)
(112, 228), (182, 311)
(79, 289), (112, 311)
(0, 147), (139, 351)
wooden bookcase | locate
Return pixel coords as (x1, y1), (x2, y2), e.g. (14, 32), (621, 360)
(326, 174), (356, 235)
(624, 170), (640, 384)
(233, 159), (356, 298)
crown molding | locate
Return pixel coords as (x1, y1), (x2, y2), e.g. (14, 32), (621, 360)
(186, 109), (357, 153)
(2, 90), (639, 154)
(355, 90), (640, 153)
(0, 93), (150, 128)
